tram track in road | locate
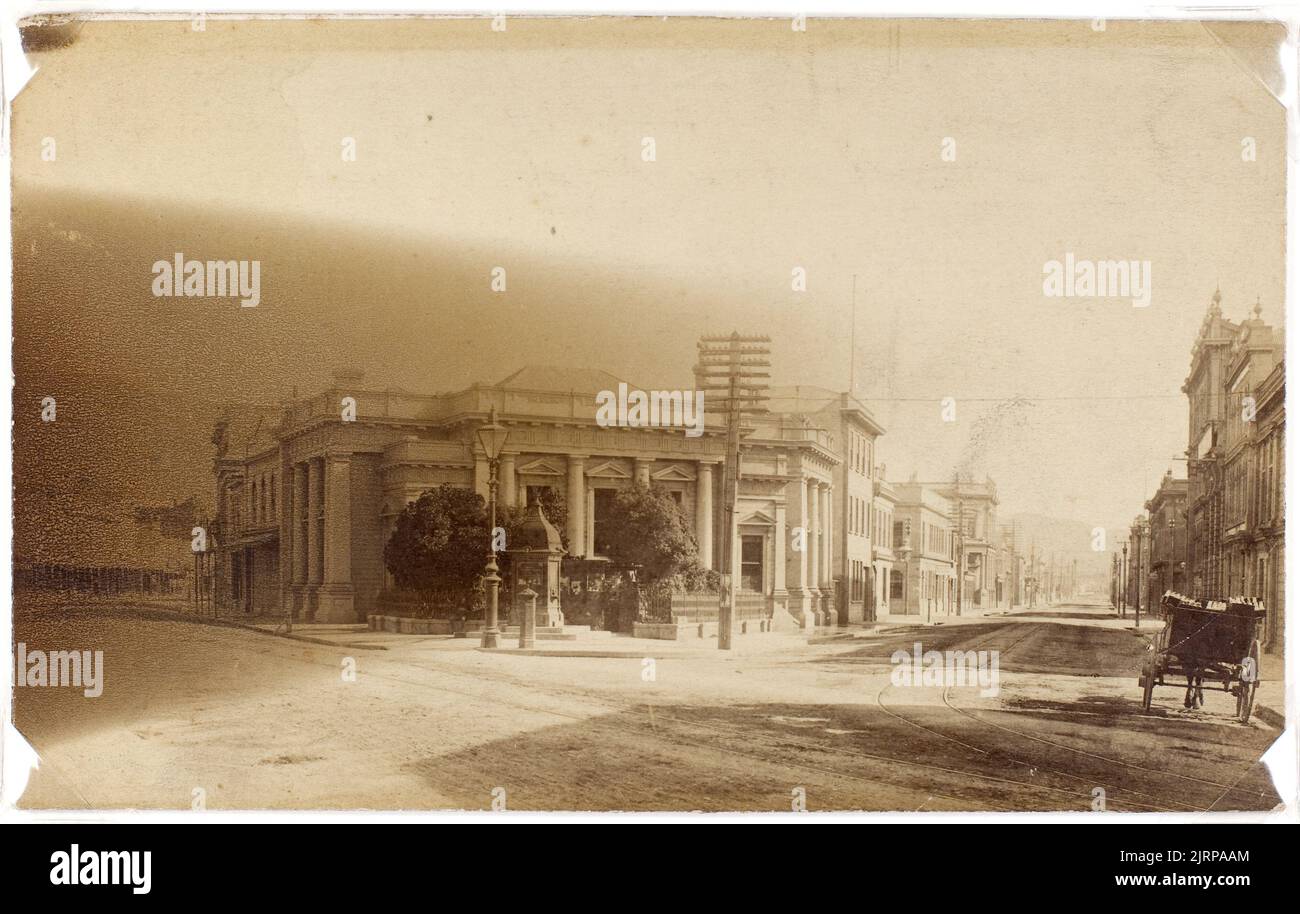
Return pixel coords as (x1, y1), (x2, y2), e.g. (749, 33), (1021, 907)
(311, 647), (1019, 811)
(267, 636), (1128, 810)
(328, 633), (1268, 811)
(924, 619), (1276, 811)
(872, 623), (1193, 812)
(375, 638), (1262, 811)
(34, 615), (1269, 812)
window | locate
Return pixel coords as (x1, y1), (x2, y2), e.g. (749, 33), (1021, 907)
(592, 489), (617, 556)
(740, 535), (764, 592)
(889, 569), (903, 599)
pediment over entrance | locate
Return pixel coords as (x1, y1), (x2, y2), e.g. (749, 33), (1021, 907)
(651, 464), (697, 482)
(517, 457), (565, 476)
(585, 459), (632, 480)
(738, 510), (775, 527)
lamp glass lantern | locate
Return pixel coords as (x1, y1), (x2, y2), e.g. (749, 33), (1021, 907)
(476, 406), (510, 462)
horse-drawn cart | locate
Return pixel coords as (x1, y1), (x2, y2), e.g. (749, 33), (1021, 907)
(1139, 592), (1264, 722)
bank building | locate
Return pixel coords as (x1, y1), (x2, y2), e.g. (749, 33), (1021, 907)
(210, 363), (887, 630)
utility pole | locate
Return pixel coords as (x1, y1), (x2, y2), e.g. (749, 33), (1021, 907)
(1121, 542), (1128, 618)
(1112, 552), (1119, 611)
(952, 473), (965, 617)
(696, 333), (771, 650)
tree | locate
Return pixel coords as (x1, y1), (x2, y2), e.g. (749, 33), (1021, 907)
(383, 484), (489, 617)
(601, 485), (702, 583)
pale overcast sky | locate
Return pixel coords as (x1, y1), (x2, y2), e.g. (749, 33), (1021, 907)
(12, 17), (1286, 540)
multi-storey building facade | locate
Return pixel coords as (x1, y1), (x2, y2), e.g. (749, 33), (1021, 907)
(998, 525), (1026, 609)
(1182, 290), (1238, 599)
(1174, 291), (1285, 651)
(769, 388), (886, 625)
(871, 469), (897, 621)
(212, 364), (879, 630)
(1221, 306), (1283, 598)
(932, 477), (1000, 613)
(1253, 361), (1284, 649)
(888, 482), (957, 619)
(1144, 471), (1188, 608)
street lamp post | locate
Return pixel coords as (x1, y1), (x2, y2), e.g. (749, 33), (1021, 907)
(477, 406), (510, 649)
(1135, 518), (1148, 628)
(1121, 543), (1128, 618)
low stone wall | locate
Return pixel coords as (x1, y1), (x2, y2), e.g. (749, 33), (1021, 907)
(667, 592), (769, 622)
(632, 618), (772, 640)
(368, 614), (487, 635)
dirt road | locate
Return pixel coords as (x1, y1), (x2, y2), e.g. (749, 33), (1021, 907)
(11, 601), (1283, 812)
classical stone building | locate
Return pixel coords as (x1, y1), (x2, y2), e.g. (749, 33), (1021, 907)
(768, 388), (886, 625)
(1253, 360), (1284, 650)
(1183, 290), (1238, 598)
(211, 365), (878, 628)
(1179, 291), (1285, 651)
(1144, 471), (1188, 608)
(1221, 305), (1283, 602)
(930, 476), (1001, 612)
(888, 482), (957, 619)
(871, 473), (898, 621)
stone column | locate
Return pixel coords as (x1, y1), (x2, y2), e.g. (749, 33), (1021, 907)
(289, 463), (306, 616)
(567, 456), (586, 558)
(317, 452), (355, 622)
(635, 457), (653, 488)
(305, 457), (323, 619)
(474, 451), (490, 502)
(296, 466), (310, 586)
(696, 462), (714, 570)
(787, 477), (811, 628)
(771, 500), (790, 630)
(821, 483), (834, 610)
(500, 453), (517, 508)
(807, 478), (822, 623)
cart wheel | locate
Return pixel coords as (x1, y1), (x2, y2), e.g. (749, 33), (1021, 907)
(1141, 656), (1156, 713)
(1237, 640), (1261, 724)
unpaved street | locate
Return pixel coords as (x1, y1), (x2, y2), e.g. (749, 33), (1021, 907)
(12, 601), (1283, 812)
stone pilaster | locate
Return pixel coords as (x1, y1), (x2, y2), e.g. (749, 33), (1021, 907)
(807, 477), (823, 624)
(695, 461), (714, 570)
(306, 457), (323, 618)
(316, 452), (355, 622)
(291, 464), (308, 616)
(500, 452), (517, 508)
(567, 455), (586, 558)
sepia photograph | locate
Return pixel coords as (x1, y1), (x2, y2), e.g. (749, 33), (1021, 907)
(1, 4), (1295, 847)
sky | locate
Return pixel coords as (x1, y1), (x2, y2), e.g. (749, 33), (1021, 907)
(10, 16), (1287, 548)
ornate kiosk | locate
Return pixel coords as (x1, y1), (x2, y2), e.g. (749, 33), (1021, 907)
(507, 504), (566, 638)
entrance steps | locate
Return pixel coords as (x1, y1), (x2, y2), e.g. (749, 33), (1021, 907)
(498, 624), (616, 641)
